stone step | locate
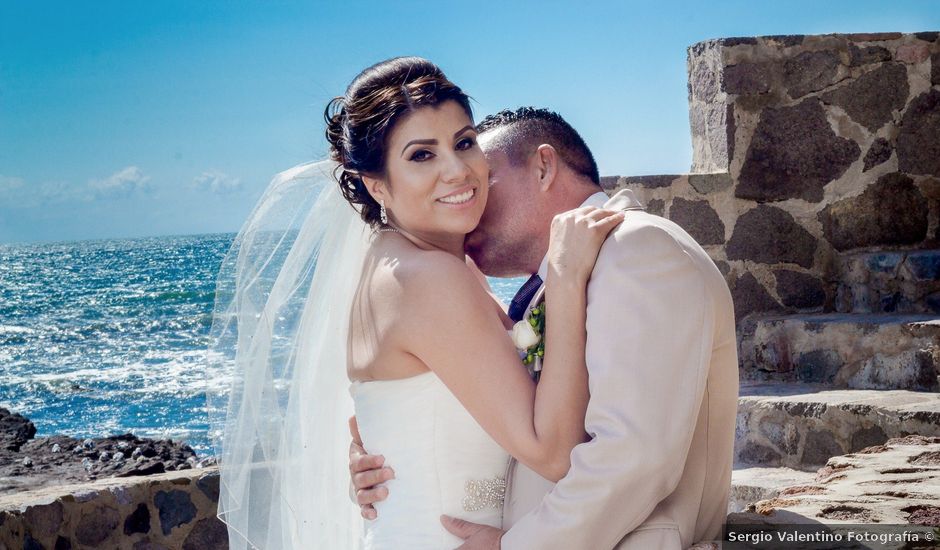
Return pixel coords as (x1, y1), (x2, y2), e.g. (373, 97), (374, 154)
(735, 382), (940, 470)
(729, 466), (818, 513)
(836, 249), (940, 314)
(738, 313), (940, 391)
(728, 436), (940, 528)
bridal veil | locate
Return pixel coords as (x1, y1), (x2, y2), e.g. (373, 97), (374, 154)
(207, 160), (368, 549)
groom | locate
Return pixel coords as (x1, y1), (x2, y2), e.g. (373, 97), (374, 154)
(350, 107), (739, 549)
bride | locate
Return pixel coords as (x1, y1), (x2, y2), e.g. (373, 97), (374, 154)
(210, 57), (623, 549)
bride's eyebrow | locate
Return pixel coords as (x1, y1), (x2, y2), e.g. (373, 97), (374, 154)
(453, 125), (474, 138)
(401, 138), (435, 156)
(400, 126), (476, 156)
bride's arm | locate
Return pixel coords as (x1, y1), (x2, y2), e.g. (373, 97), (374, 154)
(394, 207), (623, 481)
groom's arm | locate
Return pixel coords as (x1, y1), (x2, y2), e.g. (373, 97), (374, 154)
(501, 220), (716, 550)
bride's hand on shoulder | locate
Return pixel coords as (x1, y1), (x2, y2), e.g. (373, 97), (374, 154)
(546, 206), (625, 285)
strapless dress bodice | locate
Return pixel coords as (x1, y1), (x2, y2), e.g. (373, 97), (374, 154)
(350, 371), (510, 549)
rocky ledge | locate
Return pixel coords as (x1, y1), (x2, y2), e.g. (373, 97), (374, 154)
(730, 435), (940, 528)
(0, 408), (215, 495)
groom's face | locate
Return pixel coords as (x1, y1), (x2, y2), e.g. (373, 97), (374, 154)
(465, 131), (539, 277)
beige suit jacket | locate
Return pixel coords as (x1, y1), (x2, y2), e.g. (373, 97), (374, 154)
(500, 190), (738, 550)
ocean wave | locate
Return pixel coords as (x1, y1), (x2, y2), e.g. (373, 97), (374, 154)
(0, 233), (520, 457)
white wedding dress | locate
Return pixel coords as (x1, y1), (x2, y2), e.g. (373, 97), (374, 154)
(351, 371), (511, 549)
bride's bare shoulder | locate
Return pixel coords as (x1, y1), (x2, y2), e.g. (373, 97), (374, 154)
(372, 245), (480, 303)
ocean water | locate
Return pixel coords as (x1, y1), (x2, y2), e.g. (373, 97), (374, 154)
(0, 234), (523, 457)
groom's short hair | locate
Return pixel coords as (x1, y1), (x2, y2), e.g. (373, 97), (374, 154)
(476, 107), (600, 186)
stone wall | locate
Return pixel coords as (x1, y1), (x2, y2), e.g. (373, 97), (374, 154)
(603, 32), (940, 322)
(0, 467), (226, 550)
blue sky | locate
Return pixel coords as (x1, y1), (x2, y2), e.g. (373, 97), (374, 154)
(1, 1), (937, 244)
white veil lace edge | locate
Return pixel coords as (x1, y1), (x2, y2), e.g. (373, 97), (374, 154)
(207, 160), (369, 549)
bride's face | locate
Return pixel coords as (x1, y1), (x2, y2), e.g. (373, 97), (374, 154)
(370, 100), (488, 239)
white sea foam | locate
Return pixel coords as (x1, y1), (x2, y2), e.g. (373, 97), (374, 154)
(0, 324), (35, 335)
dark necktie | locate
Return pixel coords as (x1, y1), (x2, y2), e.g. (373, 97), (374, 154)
(508, 273), (543, 322)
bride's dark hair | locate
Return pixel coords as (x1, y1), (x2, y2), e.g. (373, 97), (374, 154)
(325, 57), (473, 227)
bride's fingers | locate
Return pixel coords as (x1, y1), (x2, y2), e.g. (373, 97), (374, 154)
(360, 504), (377, 520)
(348, 415), (363, 446)
(592, 210), (625, 230)
(356, 486), (389, 506)
(353, 466), (395, 490)
(586, 208), (624, 227)
(350, 452), (384, 475)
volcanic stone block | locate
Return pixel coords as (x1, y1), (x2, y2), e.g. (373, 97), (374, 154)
(736, 382), (940, 469)
(821, 63), (909, 132)
(738, 442), (782, 465)
(598, 176), (619, 190)
(688, 173), (733, 194)
(818, 173), (928, 251)
(933, 51), (940, 85)
(616, 175), (681, 189)
(836, 250), (940, 314)
(75, 505), (120, 546)
(689, 50), (721, 103)
(23, 501), (63, 536)
(851, 425), (888, 452)
(737, 100), (860, 202)
(774, 270), (826, 309)
(847, 32), (902, 41)
(154, 490), (196, 535)
(645, 199), (664, 217)
(738, 313), (940, 390)
(848, 44), (891, 66)
(898, 89), (940, 177)
(731, 272), (781, 320)
(196, 470), (220, 503)
(124, 503), (151, 535)
(784, 50), (841, 99)
(182, 517), (228, 550)
(802, 429), (845, 467)
(905, 252), (940, 281)
(896, 43), (930, 64)
(765, 35), (805, 47)
(862, 138), (892, 171)
(727, 206), (818, 268)
(795, 350), (842, 384)
(724, 62), (771, 94)
(668, 198), (725, 245)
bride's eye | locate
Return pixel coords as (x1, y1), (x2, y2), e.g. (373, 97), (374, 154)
(456, 137), (475, 151)
(410, 149), (434, 162)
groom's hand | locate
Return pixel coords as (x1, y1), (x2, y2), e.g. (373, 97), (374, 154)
(441, 515), (504, 550)
(348, 416), (394, 519)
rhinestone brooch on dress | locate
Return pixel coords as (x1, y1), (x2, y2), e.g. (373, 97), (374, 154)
(461, 475), (507, 512)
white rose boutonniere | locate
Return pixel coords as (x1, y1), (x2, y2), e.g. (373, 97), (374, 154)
(511, 302), (545, 381)
(511, 319), (540, 349)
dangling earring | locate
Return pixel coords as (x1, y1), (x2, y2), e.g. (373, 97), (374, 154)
(380, 200), (388, 225)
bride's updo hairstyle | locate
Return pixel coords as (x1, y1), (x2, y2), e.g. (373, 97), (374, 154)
(325, 57), (473, 227)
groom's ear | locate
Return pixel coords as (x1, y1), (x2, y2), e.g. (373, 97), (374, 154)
(533, 144), (559, 192)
